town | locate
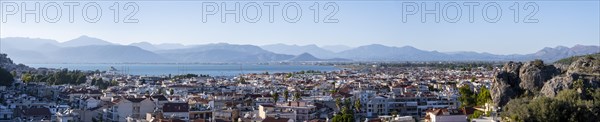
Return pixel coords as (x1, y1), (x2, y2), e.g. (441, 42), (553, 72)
(0, 56), (499, 122)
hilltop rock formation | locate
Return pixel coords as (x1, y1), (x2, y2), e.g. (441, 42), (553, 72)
(491, 60), (560, 107)
(492, 55), (600, 107)
(540, 74), (576, 97)
(540, 56), (600, 97)
(565, 56), (600, 75)
(0, 53), (30, 71)
(518, 61), (560, 93)
(491, 62), (522, 107)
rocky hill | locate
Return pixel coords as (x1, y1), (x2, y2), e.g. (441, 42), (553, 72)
(0, 53), (33, 72)
(491, 54), (600, 107)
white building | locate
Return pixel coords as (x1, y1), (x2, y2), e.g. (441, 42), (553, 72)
(104, 97), (155, 122)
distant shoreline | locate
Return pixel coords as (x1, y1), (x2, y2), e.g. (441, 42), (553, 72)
(27, 63), (340, 76)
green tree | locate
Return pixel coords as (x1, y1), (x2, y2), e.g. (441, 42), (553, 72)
(0, 68), (14, 86)
(501, 89), (600, 122)
(354, 98), (361, 112)
(238, 76), (246, 84)
(283, 90), (289, 102)
(38, 70), (87, 85)
(332, 106), (355, 122)
(95, 78), (114, 89)
(344, 98), (351, 109)
(272, 92), (279, 103)
(476, 87), (492, 106)
(468, 110), (484, 120)
(574, 78), (584, 90)
(21, 73), (32, 83)
(91, 78), (97, 86)
(331, 114), (343, 122)
(558, 88), (581, 100)
(458, 85), (476, 107)
(293, 91), (301, 101)
(335, 97), (342, 110)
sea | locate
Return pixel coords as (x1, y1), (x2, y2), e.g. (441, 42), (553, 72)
(27, 63), (339, 76)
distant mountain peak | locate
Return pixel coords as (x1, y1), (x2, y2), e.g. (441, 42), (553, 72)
(365, 44), (387, 47)
(260, 44), (336, 58)
(288, 53), (321, 61)
(298, 52), (313, 56)
(131, 42), (153, 45)
(321, 45), (352, 53)
(399, 45), (418, 49)
(130, 42), (160, 51)
(62, 36), (113, 47)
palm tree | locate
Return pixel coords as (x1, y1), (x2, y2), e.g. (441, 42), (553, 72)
(283, 90), (289, 102)
(293, 91), (301, 101)
(272, 92), (279, 103)
(335, 97), (342, 110)
(354, 98), (361, 112)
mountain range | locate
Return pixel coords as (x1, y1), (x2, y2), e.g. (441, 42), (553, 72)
(0, 36), (598, 63)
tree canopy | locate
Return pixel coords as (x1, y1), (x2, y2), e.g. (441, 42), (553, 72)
(459, 85), (492, 109)
(458, 85), (476, 107)
(476, 87), (492, 106)
(272, 92), (279, 103)
(501, 89), (600, 122)
(332, 104), (355, 122)
(0, 68), (14, 86)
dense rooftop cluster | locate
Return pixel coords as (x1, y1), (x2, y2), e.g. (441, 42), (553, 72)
(0, 63), (498, 122)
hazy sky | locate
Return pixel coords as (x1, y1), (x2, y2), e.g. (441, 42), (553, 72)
(1, 1), (599, 54)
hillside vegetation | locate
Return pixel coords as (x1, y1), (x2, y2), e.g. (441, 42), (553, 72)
(554, 53), (600, 65)
(493, 53), (600, 121)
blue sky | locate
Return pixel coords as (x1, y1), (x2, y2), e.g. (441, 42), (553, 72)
(1, 0), (598, 54)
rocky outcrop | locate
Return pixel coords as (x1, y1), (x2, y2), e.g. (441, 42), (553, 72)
(491, 62), (523, 107)
(0, 53), (14, 68)
(0, 53), (32, 72)
(491, 60), (560, 107)
(540, 74), (575, 97)
(541, 56), (600, 97)
(518, 61), (560, 93)
(491, 70), (521, 107)
(502, 61), (522, 74)
(566, 56), (600, 75)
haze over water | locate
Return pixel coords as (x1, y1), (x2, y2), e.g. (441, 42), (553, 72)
(27, 63), (339, 76)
